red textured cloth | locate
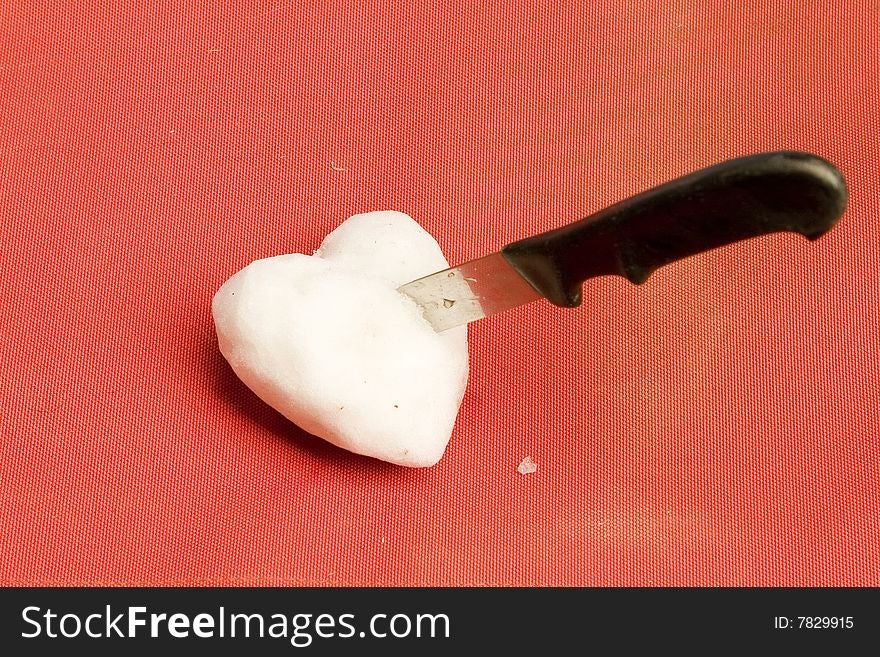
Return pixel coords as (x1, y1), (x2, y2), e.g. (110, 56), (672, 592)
(1, 1), (877, 586)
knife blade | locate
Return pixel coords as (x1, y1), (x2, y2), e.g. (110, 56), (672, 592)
(398, 151), (848, 332)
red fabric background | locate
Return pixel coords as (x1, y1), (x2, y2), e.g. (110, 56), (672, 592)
(1, 1), (877, 586)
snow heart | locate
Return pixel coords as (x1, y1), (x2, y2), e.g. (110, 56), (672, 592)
(212, 211), (469, 466)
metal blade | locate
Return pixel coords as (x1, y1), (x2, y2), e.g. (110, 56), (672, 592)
(397, 251), (542, 332)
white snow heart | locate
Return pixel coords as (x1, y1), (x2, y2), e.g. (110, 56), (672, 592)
(212, 211), (469, 467)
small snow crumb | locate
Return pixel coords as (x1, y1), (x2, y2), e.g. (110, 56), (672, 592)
(517, 455), (537, 475)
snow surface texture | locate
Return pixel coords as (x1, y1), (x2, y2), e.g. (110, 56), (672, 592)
(212, 211), (469, 467)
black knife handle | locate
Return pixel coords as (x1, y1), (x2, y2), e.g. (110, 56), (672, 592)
(501, 151), (848, 307)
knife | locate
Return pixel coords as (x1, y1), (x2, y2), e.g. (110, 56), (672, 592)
(398, 151), (848, 332)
